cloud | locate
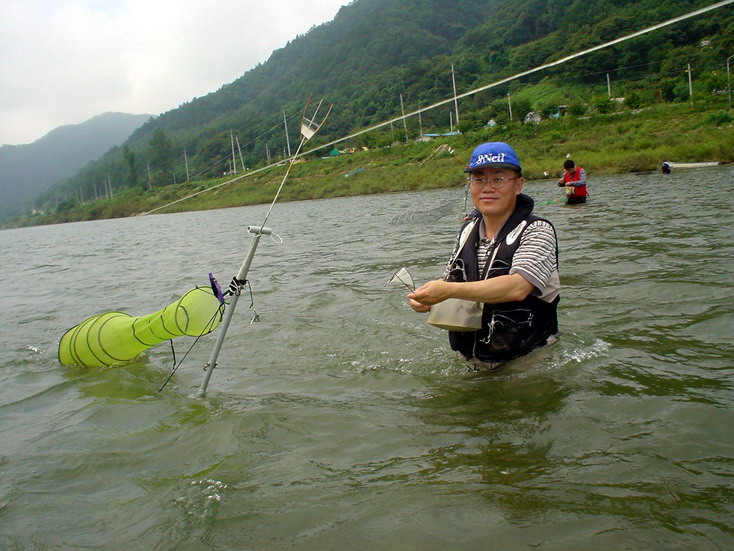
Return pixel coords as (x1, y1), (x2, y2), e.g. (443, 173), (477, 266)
(0, 0), (345, 145)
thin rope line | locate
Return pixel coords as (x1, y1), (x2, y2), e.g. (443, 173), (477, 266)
(157, 302), (225, 393)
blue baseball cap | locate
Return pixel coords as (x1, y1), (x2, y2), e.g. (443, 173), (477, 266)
(464, 142), (522, 174)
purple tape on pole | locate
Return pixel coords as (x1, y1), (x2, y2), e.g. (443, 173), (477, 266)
(209, 273), (225, 304)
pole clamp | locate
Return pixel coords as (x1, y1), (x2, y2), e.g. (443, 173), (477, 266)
(226, 277), (247, 297)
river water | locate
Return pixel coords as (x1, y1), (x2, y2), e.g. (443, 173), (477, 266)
(1, 166), (733, 550)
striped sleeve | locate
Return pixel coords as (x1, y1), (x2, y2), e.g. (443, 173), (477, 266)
(509, 220), (557, 290)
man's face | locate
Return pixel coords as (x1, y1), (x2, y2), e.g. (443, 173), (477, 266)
(468, 167), (523, 218)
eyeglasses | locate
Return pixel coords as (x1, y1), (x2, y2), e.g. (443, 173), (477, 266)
(468, 175), (518, 189)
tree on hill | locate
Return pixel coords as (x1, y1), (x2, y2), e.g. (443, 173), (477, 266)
(123, 146), (138, 187)
(148, 128), (173, 186)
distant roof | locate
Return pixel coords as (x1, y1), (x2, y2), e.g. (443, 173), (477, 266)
(418, 131), (461, 138)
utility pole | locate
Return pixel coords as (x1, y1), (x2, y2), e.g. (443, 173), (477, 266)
(451, 63), (460, 127)
(449, 111), (454, 133)
(607, 73), (611, 97)
(183, 149), (190, 182)
(507, 93), (513, 121)
(230, 132), (237, 175)
(400, 93), (409, 144)
(727, 55), (733, 107)
(418, 111), (423, 138)
(236, 137), (246, 172)
(687, 63), (693, 105)
(283, 111), (291, 157)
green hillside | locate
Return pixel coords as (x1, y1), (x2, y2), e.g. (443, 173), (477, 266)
(5, 0), (734, 227)
(0, 112), (150, 223)
(10, 99), (732, 227)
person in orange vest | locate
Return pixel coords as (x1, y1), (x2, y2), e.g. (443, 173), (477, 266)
(557, 159), (588, 204)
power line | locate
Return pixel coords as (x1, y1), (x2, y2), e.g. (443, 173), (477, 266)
(172, 109), (301, 182)
(314, 0), (734, 150)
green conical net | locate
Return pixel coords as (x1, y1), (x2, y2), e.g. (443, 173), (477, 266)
(59, 287), (225, 367)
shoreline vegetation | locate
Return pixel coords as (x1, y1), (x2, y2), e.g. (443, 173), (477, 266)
(5, 101), (733, 229)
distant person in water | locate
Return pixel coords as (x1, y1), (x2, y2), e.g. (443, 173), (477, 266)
(408, 142), (560, 369)
(557, 159), (588, 204)
(661, 161), (672, 174)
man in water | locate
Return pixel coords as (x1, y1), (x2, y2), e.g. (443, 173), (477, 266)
(557, 159), (588, 204)
(408, 142), (560, 368)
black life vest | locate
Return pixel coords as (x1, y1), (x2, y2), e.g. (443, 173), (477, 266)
(446, 194), (559, 363)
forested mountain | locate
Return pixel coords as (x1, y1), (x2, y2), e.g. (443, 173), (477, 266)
(0, 112), (150, 222)
(27, 0), (734, 217)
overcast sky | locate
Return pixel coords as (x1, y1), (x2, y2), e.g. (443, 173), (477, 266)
(0, 0), (347, 146)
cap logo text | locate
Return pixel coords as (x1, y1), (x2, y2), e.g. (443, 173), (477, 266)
(475, 153), (506, 164)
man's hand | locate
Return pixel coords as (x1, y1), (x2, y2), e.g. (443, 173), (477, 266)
(408, 274), (534, 313)
(407, 279), (453, 312)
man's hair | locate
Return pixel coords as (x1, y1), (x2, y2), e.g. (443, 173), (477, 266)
(563, 159), (575, 170)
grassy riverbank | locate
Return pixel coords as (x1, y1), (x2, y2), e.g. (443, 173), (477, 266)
(7, 101), (733, 227)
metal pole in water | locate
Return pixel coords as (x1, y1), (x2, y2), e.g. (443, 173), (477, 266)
(197, 229), (264, 397)
(197, 97), (331, 397)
